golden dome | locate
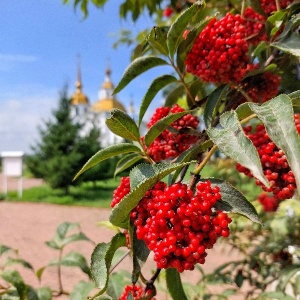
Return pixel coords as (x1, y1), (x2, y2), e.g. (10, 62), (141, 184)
(91, 98), (126, 113)
(91, 65), (126, 113)
(70, 56), (89, 106)
(102, 81), (114, 89)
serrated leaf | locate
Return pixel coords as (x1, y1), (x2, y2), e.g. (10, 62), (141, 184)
(106, 109), (140, 141)
(146, 26), (169, 56)
(166, 268), (188, 300)
(250, 94), (300, 197)
(27, 286), (39, 300)
(2, 270), (26, 299)
(206, 178), (261, 224)
(204, 84), (230, 128)
(109, 162), (191, 228)
(207, 111), (269, 187)
(91, 233), (126, 295)
(70, 281), (95, 300)
(74, 143), (141, 180)
(113, 56), (169, 94)
(144, 110), (193, 147)
(114, 153), (144, 177)
(131, 227), (150, 283)
(138, 75), (177, 126)
(167, 1), (205, 58)
(50, 251), (91, 277)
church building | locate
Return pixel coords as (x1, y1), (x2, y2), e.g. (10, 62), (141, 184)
(69, 63), (133, 148)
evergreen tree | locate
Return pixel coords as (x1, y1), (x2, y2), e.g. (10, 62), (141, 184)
(26, 88), (94, 194)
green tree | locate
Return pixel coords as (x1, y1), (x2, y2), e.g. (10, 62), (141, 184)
(26, 88), (93, 194)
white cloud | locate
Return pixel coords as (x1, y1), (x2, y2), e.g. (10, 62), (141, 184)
(0, 54), (38, 63)
(0, 86), (57, 153)
(0, 54), (39, 71)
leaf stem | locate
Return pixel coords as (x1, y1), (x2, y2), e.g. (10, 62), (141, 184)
(193, 145), (217, 176)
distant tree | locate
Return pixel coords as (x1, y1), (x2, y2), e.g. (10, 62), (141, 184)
(78, 127), (117, 183)
(26, 87), (101, 194)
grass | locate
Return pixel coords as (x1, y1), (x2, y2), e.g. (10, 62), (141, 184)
(4, 159), (262, 208)
(5, 177), (121, 208)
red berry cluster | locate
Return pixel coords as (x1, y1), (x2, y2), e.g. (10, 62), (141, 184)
(145, 104), (199, 162)
(119, 284), (155, 300)
(111, 176), (130, 208)
(130, 180), (231, 273)
(261, 0), (292, 16)
(237, 114), (300, 200)
(258, 192), (280, 212)
(237, 71), (281, 105)
(244, 7), (267, 45)
(185, 13), (253, 83)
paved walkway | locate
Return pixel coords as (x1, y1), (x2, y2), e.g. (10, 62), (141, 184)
(0, 175), (244, 299)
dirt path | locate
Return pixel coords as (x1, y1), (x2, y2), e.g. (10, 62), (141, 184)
(0, 175), (244, 299)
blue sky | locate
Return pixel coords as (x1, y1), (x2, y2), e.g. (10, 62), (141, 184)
(0, 0), (168, 153)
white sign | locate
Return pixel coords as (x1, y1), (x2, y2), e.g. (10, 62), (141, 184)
(1, 152), (24, 197)
(1, 152), (24, 177)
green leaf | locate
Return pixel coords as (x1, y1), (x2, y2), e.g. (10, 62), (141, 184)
(106, 109), (140, 141)
(144, 110), (193, 147)
(113, 56), (169, 94)
(166, 268), (188, 300)
(234, 270), (244, 288)
(5, 257), (34, 270)
(261, 291), (296, 300)
(107, 271), (131, 299)
(70, 281), (95, 300)
(138, 75), (177, 126)
(0, 244), (14, 256)
(204, 84), (230, 128)
(207, 110), (269, 187)
(36, 287), (52, 300)
(50, 251), (91, 277)
(90, 233), (126, 295)
(109, 162), (191, 228)
(277, 265), (300, 292)
(2, 270), (26, 299)
(208, 179), (262, 224)
(272, 31), (300, 57)
(114, 153), (144, 177)
(235, 102), (253, 120)
(167, 1), (205, 58)
(74, 143), (141, 180)
(131, 227), (150, 283)
(46, 222), (92, 250)
(146, 26), (169, 56)
(249, 94), (300, 197)
(27, 286), (39, 300)
(272, 14), (300, 57)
